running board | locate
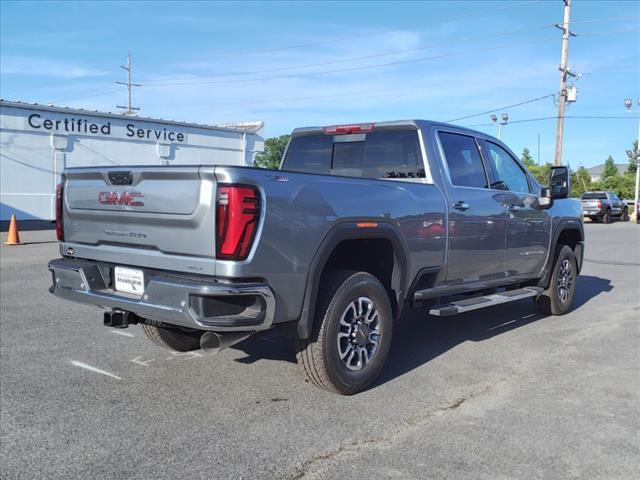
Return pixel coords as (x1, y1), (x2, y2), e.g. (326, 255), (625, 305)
(428, 287), (543, 317)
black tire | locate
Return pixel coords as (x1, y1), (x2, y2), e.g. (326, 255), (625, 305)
(621, 209), (629, 222)
(295, 270), (393, 395)
(536, 245), (577, 316)
(142, 324), (202, 351)
(602, 210), (611, 224)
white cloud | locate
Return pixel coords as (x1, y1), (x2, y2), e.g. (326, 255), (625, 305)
(1, 55), (106, 79)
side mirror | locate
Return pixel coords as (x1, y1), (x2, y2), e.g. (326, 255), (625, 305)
(538, 186), (553, 209)
(549, 166), (570, 199)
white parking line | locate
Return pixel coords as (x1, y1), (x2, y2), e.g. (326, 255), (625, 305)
(130, 356), (155, 367)
(487, 319), (518, 331)
(69, 360), (122, 380)
(111, 330), (135, 338)
(522, 313), (536, 320)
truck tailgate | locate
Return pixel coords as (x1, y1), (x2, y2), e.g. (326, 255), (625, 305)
(61, 166), (218, 275)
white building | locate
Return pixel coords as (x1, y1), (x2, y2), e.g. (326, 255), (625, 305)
(0, 100), (264, 221)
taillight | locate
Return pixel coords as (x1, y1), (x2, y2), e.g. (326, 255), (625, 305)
(55, 182), (64, 241)
(322, 123), (375, 135)
(597, 201), (602, 209)
(216, 185), (261, 260)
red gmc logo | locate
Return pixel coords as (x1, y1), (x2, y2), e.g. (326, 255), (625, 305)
(98, 191), (144, 207)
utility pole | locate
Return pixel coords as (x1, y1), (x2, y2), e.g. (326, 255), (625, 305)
(553, 0), (576, 166)
(116, 54), (141, 115)
(624, 97), (640, 221)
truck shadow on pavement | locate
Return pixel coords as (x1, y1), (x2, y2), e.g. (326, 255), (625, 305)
(230, 275), (613, 389)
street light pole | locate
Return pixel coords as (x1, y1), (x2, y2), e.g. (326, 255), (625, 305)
(625, 97), (640, 220)
(490, 113), (509, 140)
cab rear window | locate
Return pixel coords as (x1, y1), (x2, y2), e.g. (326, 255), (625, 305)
(282, 130), (425, 179)
(582, 193), (607, 200)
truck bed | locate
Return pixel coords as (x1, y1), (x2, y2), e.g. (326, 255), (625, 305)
(60, 164), (447, 322)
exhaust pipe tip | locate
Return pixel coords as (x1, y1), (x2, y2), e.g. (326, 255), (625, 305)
(200, 331), (251, 354)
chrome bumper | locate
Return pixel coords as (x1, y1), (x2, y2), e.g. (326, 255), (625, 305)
(48, 258), (275, 332)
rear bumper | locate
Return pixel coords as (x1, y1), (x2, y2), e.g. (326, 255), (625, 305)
(48, 258), (275, 332)
(582, 208), (605, 217)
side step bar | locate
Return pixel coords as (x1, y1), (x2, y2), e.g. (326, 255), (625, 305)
(428, 287), (543, 317)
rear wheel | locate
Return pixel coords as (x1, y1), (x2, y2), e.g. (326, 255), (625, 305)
(142, 324), (202, 351)
(602, 210), (611, 224)
(295, 270), (393, 395)
(536, 245), (577, 316)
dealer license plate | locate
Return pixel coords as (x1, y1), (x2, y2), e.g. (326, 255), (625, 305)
(114, 267), (144, 296)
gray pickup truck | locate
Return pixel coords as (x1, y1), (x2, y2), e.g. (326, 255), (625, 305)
(580, 191), (629, 223)
(49, 120), (584, 394)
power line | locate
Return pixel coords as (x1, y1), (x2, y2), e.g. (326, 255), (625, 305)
(143, 0), (542, 65)
(144, 24), (554, 85)
(144, 37), (561, 87)
(464, 115), (640, 127)
(559, 16), (639, 25)
(41, 25), (637, 106)
(447, 94), (556, 122)
(141, 28), (637, 88)
(48, 83), (119, 104)
(143, 25), (639, 86)
(1, 73), (106, 97)
(1, 15), (634, 98)
(143, 10), (636, 68)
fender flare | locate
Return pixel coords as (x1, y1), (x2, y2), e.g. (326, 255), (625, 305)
(293, 221), (409, 339)
(538, 220), (584, 289)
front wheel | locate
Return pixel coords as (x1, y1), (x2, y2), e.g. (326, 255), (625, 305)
(295, 270), (393, 395)
(536, 245), (577, 315)
(621, 209), (629, 222)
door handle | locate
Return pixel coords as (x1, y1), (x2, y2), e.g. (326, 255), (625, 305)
(452, 201), (470, 211)
(508, 204), (522, 212)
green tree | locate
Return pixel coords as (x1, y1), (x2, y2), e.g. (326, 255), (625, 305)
(521, 148), (535, 169)
(525, 162), (551, 186)
(254, 134), (291, 169)
(570, 166), (592, 198)
(593, 174), (635, 200)
(626, 140), (638, 175)
(602, 155), (618, 179)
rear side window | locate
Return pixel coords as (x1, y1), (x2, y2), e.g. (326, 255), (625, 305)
(438, 132), (488, 188)
(484, 141), (531, 193)
(282, 130), (424, 179)
(282, 135), (333, 174)
(582, 192), (607, 200)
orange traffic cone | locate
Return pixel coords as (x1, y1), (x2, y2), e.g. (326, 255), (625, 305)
(4, 214), (22, 245)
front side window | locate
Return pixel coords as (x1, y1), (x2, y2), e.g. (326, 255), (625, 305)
(438, 132), (488, 188)
(485, 142), (531, 193)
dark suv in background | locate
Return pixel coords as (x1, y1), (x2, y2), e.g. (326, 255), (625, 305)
(581, 191), (629, 223)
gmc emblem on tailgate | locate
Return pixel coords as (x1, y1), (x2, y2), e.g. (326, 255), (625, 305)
(98, 191), (144, 207)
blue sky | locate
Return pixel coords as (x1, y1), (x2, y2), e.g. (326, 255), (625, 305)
(1, 0), (638, 169)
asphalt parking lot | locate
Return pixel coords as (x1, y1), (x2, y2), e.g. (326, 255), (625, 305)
(1, 221), (638, 480)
